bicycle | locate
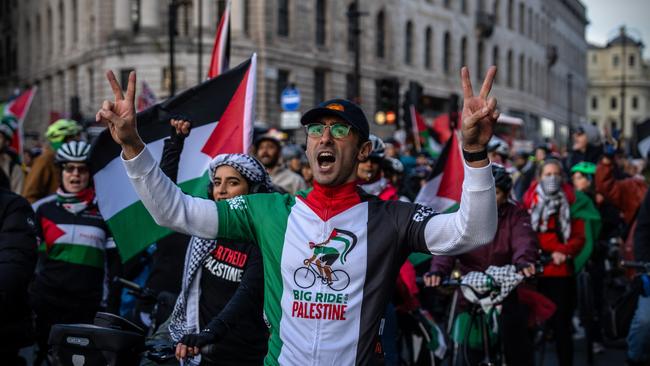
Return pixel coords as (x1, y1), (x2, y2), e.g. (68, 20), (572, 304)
(293, 259), (351, 291)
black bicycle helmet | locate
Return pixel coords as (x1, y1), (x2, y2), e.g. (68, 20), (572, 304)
(491, 164), (513, 192)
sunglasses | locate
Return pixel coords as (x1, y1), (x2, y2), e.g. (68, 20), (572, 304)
(63, 164), (89, 174)
(305, 123), (352, 139)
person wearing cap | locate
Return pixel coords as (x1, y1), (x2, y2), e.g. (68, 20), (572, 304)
(357, 134), (399, 201)
(0, 115), (23, 193)
(282, 144), (306, 175)
(255, 134), (307, 195)
(98, 66), (500, 364)
(22, 119), (82, 203)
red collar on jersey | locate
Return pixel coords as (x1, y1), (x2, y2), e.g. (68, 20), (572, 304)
(299, 180), (361, 221)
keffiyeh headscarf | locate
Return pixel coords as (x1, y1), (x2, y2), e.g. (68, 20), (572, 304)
(208, 153), (274, 193)
(530, 182), (571, 242)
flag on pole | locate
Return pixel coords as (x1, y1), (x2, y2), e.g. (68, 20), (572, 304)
(415, 130), (464, 213)
(90, 55), (256, 261)
(136, 80), (157, 112)
(0, 87), (37, 157)
(410, 105), (442, 157)
(207, 0), (231, 78)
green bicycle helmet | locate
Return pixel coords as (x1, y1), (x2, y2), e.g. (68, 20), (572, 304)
(46, 119), (82, 144)
(570, 161), (597, 176)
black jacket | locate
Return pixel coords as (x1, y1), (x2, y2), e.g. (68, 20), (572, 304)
(0, 188), (38, 349)
(634, 190), (650, 263)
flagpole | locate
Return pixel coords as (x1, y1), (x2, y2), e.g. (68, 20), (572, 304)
(197, 0), (203, 83)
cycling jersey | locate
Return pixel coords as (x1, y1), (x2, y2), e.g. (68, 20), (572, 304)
(124, 147), (497, 365)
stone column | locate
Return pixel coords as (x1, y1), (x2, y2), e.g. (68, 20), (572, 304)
(114, 0), (131, 31)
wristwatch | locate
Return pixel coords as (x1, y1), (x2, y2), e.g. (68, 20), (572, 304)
(462, 148), (488, 162)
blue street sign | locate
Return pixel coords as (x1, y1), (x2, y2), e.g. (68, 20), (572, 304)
(281, 87), (301, 111)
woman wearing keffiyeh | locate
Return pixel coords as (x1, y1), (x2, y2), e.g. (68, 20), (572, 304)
(523, 159), (586, 366)
(141, 119), (272, 366)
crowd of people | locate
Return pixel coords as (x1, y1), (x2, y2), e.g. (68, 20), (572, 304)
(0, 65), (649, 366)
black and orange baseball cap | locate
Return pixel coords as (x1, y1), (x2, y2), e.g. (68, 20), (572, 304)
(300, 99), (370, 141)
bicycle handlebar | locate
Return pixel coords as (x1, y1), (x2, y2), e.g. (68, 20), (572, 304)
(620, 260), (650, 272)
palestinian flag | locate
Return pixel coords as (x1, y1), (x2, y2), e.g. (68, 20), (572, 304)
(208, 0), (231, 78)
(410, 105), (442, 158)
(415, 130), (464, 213)
(0, 87), (37, 157)
(90, 55), (256, 261)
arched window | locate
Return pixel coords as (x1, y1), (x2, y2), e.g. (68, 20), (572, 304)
(376, 10), (385, 58)
(405, 21), (413, 64)
(315, 0), (326, 45)
(493, 0), (500, 25)
(492, 46), (499, 84)
(278, 0), (289, 36)
(72, 0), (77, 43)
(460, 36), (467, 69)
(443, 32), (451, 73)
(507, 0), (513, 29)
(424, 26), (433, 69)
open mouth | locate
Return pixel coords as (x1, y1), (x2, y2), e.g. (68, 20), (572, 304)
(317, 151), (336, 169)
(69, 179), (81, 185)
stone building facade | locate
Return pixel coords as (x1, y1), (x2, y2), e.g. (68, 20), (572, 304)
(4, 0), (588, 145)
(587, 27), (650, 139)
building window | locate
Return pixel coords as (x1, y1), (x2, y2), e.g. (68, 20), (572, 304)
(528, 8), (532, 37)
(629, 54), (635, 67)
(376, 10), (385, 58)
(460, 36), (467, 69)
(243, 0), (250, 35)
(443, 32), (451, 73)
(347, 3), (357, 52)
(443, 0), (451, 9)
(518, 54), (524, 90)
(492, 46), (499, 84)
(72, 0), (77, 43)
(632, 96), (638, 110)
(278, 0), (289, 36)
(591, 54), (597, 64)
(477, 41), (484, 80)
(507, 0), (513, 30)
(276, 69), (289, 104)
(88, 67), (94, 108)
(314, 69), (326, 104)
(315, 0), (326, 45)
(461, 0), (468, 14)
(506, 49), (513, 87)
(58, 0), (65, 52)
(518, 2), (524, 34)
(613, 55), (619, 67)
(120, 68), (134, 91)
(424, 26), (433, 69)
(493, 0), (500, 25)
(130, 0), (141, 33)
(610, 97), (617, 110)
(405, 21), (413, 65)
(345, 73), (355, 100)
(591, 96), (598, 109)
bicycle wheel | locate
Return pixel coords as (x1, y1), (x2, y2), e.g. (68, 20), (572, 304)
(294, 267), (316, 289)
(329, 270), (351, 291)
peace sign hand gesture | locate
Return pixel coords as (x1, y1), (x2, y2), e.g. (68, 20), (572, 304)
(96, 70), (145, 159)
(460, 66), (500, 161)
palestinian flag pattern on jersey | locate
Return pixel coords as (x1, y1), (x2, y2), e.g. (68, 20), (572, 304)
(214, 191), (438, 365)
(90, 55), (256, 261)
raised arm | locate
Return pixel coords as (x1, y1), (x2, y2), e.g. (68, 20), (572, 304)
(423, 66), (499, 255)
(97, 71), (218, 238)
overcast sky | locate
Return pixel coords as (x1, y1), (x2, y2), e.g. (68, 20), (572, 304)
(582, 0), (650, 58)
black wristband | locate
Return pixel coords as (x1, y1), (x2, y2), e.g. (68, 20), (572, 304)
(462, 148), (488, 162)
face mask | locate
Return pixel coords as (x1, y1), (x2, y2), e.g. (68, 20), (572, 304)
(541, 175), (562, 195)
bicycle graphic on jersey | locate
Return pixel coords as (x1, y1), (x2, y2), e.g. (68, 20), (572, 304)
(293, 228), (356, 292)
